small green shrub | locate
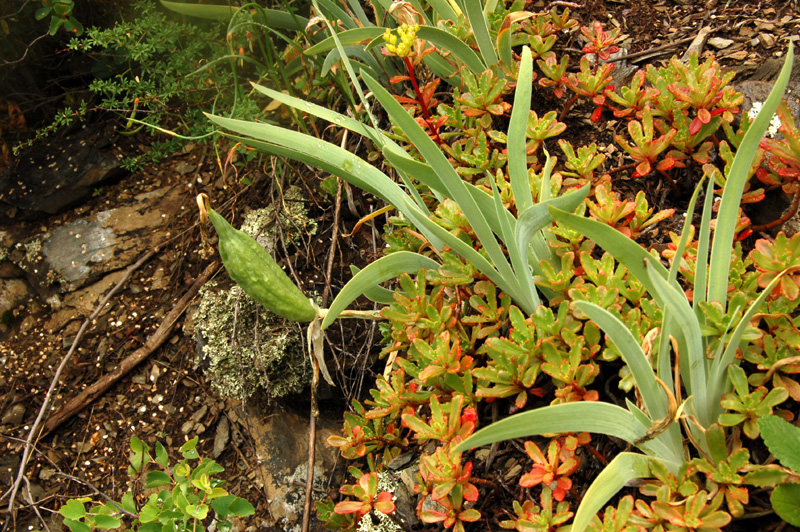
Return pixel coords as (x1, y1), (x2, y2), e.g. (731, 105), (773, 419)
(60, 436), (254, 532)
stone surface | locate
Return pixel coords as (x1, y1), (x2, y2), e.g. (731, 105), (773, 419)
(11, 185), (183, 305)
(233, 403), (342, 532)
(707, 37), (734, 49)
(0, 123), (127, 219)
(1, 403), (26, 425)
(734, 80), (800, 139)
(0, 278), (35, 317)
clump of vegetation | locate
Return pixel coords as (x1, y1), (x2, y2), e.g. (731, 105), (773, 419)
(193, 281), (308, 400)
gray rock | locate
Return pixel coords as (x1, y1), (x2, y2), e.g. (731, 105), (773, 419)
(213, 416), (230, 458)
(0, 278), (34, 317)
(1, 403), (26, 425)
(0, 123), (127, 219)
(235, 403), (341, 531)
(11, 186), (182, 305)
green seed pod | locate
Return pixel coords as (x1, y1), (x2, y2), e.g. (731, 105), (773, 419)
(204, 205), (317, 323)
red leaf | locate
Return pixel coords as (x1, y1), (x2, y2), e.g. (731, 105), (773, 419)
(334, 501), (367, 515)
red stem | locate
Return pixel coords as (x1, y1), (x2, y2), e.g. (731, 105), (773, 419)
(403, 56), (445, 145)
(751, 187), (800, 232)
(559, 93), (580, 122)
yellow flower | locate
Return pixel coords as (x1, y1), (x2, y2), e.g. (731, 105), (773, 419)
(382, 23), (420, 58)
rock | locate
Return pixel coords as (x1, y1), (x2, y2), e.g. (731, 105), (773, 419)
(733, 79), (800, 140)
(0, 123), (127, 220)
(241, 403), (342, 531)
(1, 403), (26, 425)
(213, 416), (230, 458)
(707, 37), (734, 49)
(175, 162), (196, 175)
(190, 404), (208, 423)
(0, 278), (34, 318)
(11, 185), (183, 302)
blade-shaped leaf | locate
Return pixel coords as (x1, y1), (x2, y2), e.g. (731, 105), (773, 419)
(574, 301), (666, 421)
(454, 402), (649, 452)
(362, 73), (523, 300)
(572, 453), (659, 532)
(160, 1), (308, 30)
(305, 27), (385, 56)
(323, 252), (439, 329)
(644, 260), (708, 426)
(463, 0), (497, 66)
(349, 265), (396, 304)
(508, 47), (534, 214)
(708, 42), (793, 307)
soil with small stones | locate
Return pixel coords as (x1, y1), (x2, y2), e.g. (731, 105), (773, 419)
(1, 1), (799, 531)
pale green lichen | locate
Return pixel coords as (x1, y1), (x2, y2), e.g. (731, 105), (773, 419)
(239, 185), (317, 251)
(357, 473), (401, 532)
(193, 281), (308, 400)
(192, 187), (316, 400)
(20, 239), (41, 263)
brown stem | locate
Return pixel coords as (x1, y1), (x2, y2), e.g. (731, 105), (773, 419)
(468, 477), (502, 495)
(302, 362), (320, 532)
(606, 162), (637, 175)
(559, 93), (580, 122)
(751, 188), (800, 232)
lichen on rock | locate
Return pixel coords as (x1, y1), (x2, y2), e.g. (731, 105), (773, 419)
(193, 281), (309, 400)
(191, 185), (316, 400)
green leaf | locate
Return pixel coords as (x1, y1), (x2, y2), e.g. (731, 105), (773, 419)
(211, 495), (236, 520)
(708, 42), (793, 307)
(349, 265), (395, 304)
(60, 499), (89, 520)
(463, 0), (497, 66)
(159, 1), (308, 30)
(186, 503), (209, 520)
(121, 492), (136, 515)
(572, 453), (657, 532)
(305, 27), (384, 55)
(508, 47), (534, 214)
(454, 402), (649, 452)
(228, 497), (255, 517)
(362, 72), (529, 309)
(90, 514), (121, 529)
(62, 518), (90, 532)
(145, 471), (173, 489)
(155, 442), (169, 468)
(323, 252), (439, 329)
(573, 302), (666, 421)
(743, 466), (787, 487)
(772, 484), (800, 527)
(138, 502), (160, 523)
(644, 261), (708, 425)
(759, 415), (800, 472)
(180, 437), (199, 459)
(416, 26), (485, 74)
(35, 7), (52, 20)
